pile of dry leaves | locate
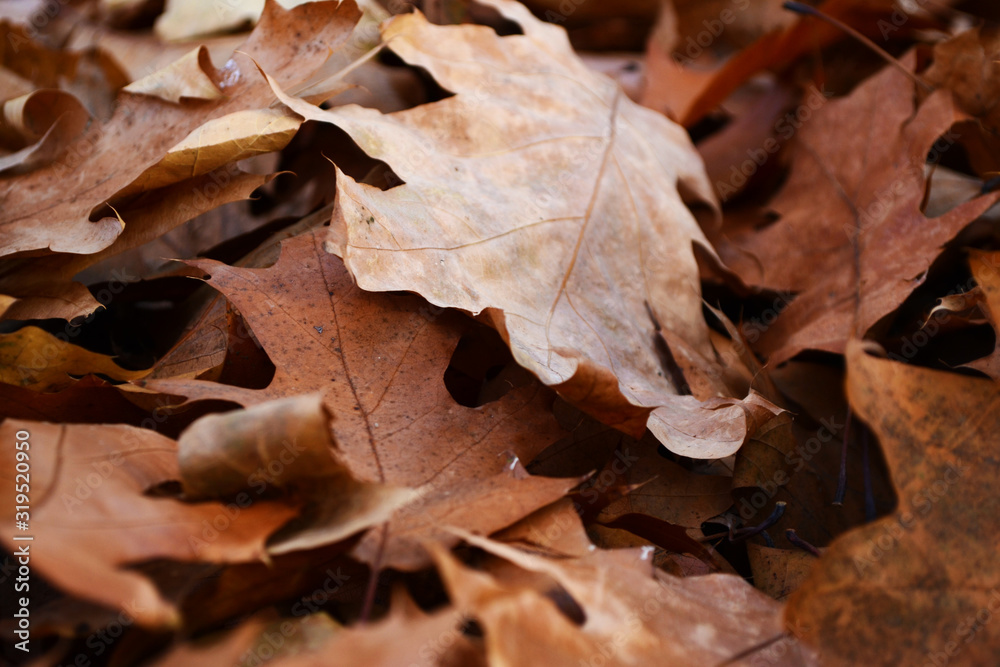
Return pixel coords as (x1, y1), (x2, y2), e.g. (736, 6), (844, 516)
(2, 0), (1000, 664)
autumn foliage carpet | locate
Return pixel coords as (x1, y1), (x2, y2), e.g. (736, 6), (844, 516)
(2, 0), (1000, 665)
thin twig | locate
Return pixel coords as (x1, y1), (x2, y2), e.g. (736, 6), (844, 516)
(786, 528), (822, 556)
(833, 409), (852, 505)
(730, 502), (787, 542)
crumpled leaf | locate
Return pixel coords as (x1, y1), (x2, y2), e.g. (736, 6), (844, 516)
(492, 496), (595, 557)
(0, 0), (362, 321)
(149, 296), (240, 383)
(923, 26), (1000, 175)
(0, 21), (120, 107)
(122, 46), (223, 103)
(355, 463), (581, 570)
(785, 341), (1000, 664)
(0, 375), (150, 423)
(0, 419), (297, 626)
(593, 445), (731, 533)
(142, 231), (571, 568)
(719, 54), (1000, 364)
(156, 0), (315, 42)
(0, 89), (90, 172)
(151, 594), (472, 667)
(925, 25), (1000, 133)
(434, 529), (815, 665)
(270, 0), (780, 458)
(68, 26), (245, 86)
(0, 166), (273, 322)
(525, 411), (738, 571)
(0, 325), (148, 391)
(178, 393), (417, 553)
(963, 250), (1000, 377)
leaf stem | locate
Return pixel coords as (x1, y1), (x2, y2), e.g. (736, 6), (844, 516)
(782, 1), (934, 92)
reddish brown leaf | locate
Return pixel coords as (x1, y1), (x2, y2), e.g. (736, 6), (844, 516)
(0, 0), (361, 320)
(142, 231), (571, 568)
(719, 55), (1000, 364)
(0, 419), (296, 626)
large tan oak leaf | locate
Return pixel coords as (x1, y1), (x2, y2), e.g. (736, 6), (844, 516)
(272, 0), (778, 458)
(0, 0), (360, 321)
(142, 231), (572, 569)
(785, 341), (1000, 665)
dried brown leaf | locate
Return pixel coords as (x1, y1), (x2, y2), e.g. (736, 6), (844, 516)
(178, 394), (416, 554)
(0, 326), (147, 391)
(142, 231), (570, 568)
(435, 529), (814, 665)
(270, 0), (780, 458)
(0, 419), (296, 626)
(0, 0), (362, 320)
(785, 341), (1000, 664)
(721, 55), (1000, 364)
